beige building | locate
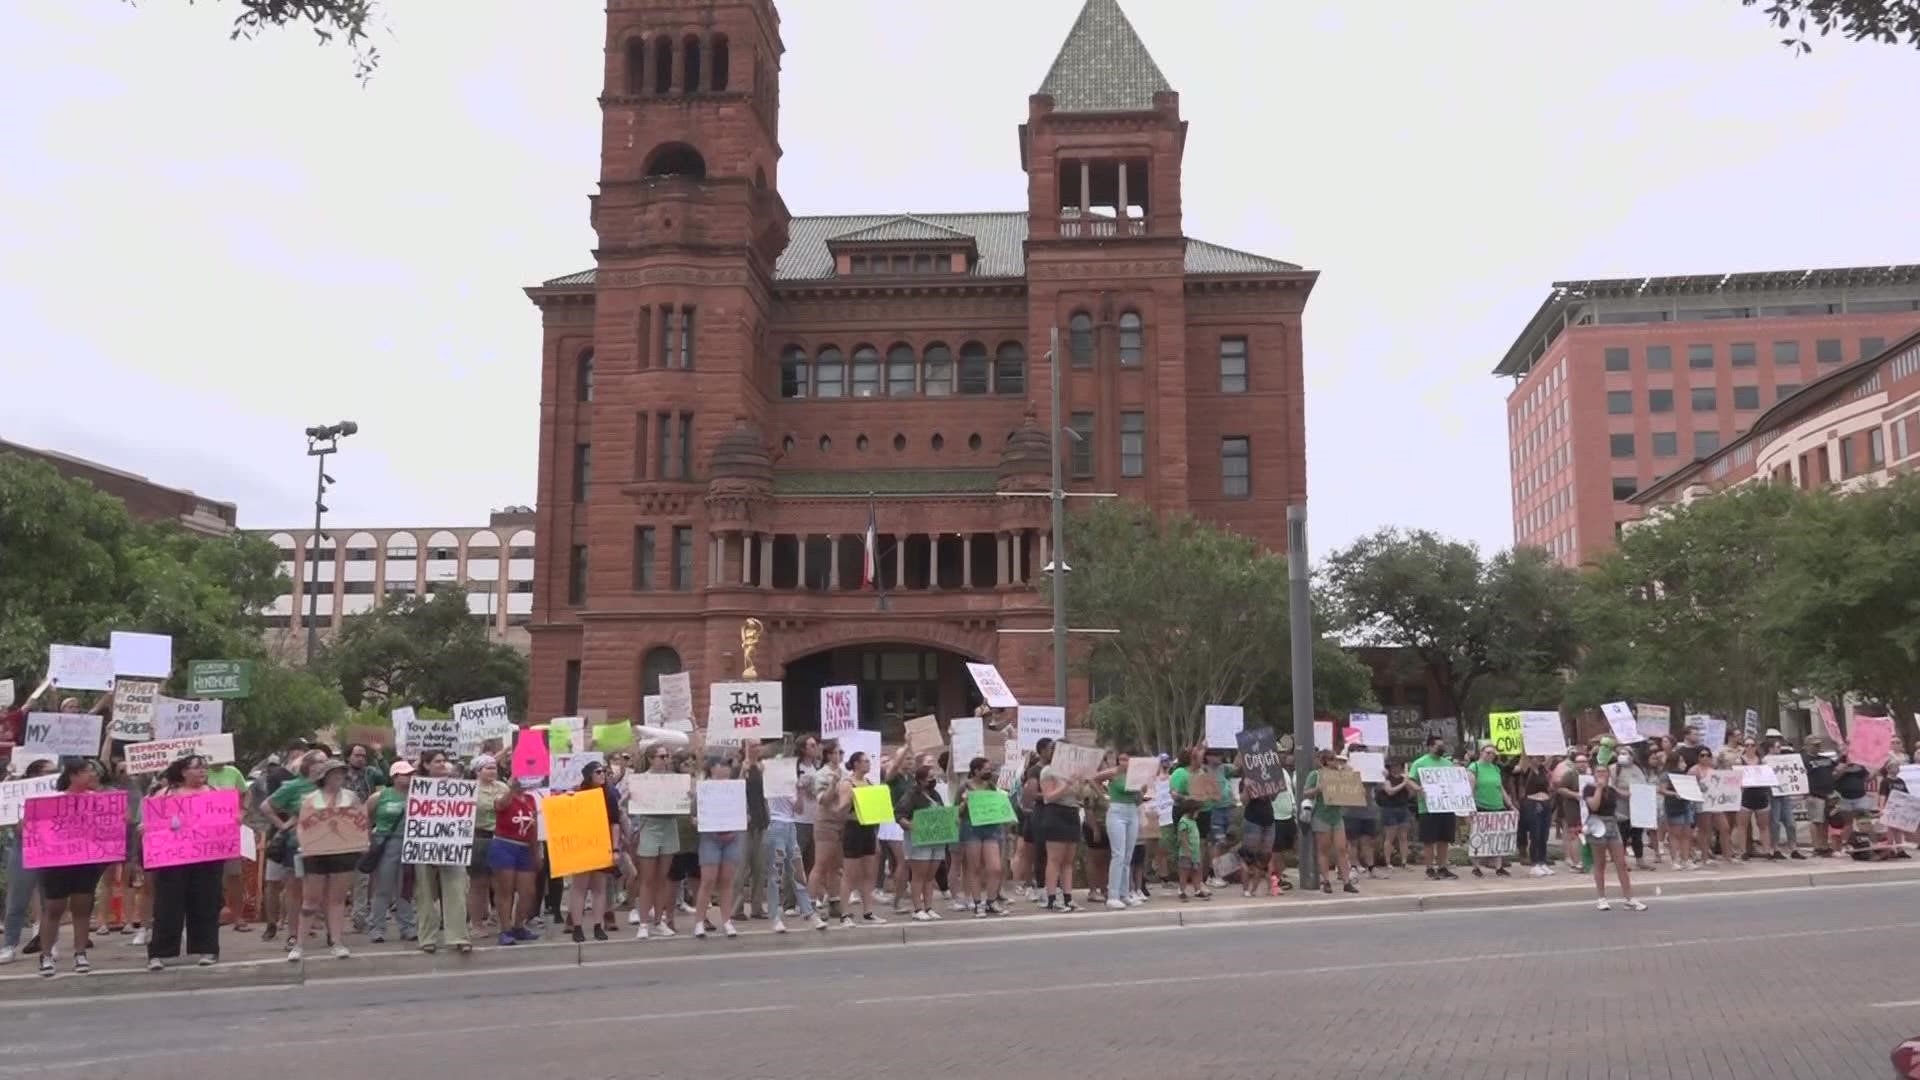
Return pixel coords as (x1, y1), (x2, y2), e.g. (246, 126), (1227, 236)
(253, 508), (535, 659)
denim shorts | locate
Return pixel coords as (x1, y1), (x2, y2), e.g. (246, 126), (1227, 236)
(1208, 808), (1231, 840)
(908, 843), (948, 862)
(1380, 806), (1413, 829)
(488, 836), (536, 873)
(1239, 822), (1276, 852)
(960, 823), (1004, 845)
(633, 816), (680, 859)
(1669, 803), (1698, 828)
(699, 832), (746, 866)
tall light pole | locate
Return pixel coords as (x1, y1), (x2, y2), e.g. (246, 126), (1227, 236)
(1287, 503), (1318, 890)
(304, 421), (358, 666)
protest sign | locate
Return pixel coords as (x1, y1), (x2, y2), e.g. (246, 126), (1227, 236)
(401, 777), (479, 866)
(1703, 769), (1742, 813)
(548, 752), (605, 791)
(1125, 755), (1160, 792)
(1203, 704), (1244, 749)
(9, 747), (54, 773)
(625, 772), (692, 815)
(1901, 764), (1920, 793)
(548, 716), (585, 754)
(143, 790), (241, 870)
(23, 712), (103, 757)
(1487, 711), (1524, 756)
(1519, 712), (1567, 756)
(240, 825), (256, 862)
(1387, 708), (1427, 761)
(1015, 706), (1065, 750)
(1313, 720), (1334, 751)
(511, 727), (550, 781)
(852, 784), (894, 826)
(580, 708), (608, 725)
(1236, 727), (1283, 798)
(1049, 742), (1103, 783)
(709, 681), (783, 741)
(390, 706), (416, 755)
(840, 730), (882, 783)
(48, 644), (114, 691)
(1634, 704), (1672, 738)
(1819, 700), (1845, 747)
(109, 631), (172, 679)
(905, 714), (944, 757)
(544, 790), (614, 876)
(1151, 779), (1177, 823)
(452, 697), (514, 756)
(1882, 790), (1920, 834)
(25, 790), (127, 868)
(108, 678), (159, 742)
(696, 779), (748, 833)
(820, 685), (859, 738)
(593, 722), (634, 752)
(910, 805), (960, 846)
(1740, 764), (1779, 788)
(0, 775), (60, 826)
(1630, 784), (1658, 829)
(1601, 702), (1640, 743)
(1426, 717), (1461, 749)
(402, 713), (459, 758)
(0, 679), (12, 708)
(1669, 773), (1705, 802)
(950, 716), (984, 767)
(643, 695), (666, 728)
(125, 733), (234, 773)
(298, 797), (370, 856)
(152, 697), (222, 740)
(1467, 811), (1517, 858)
(1186, 768), (1223, 803)
(1849, 714), (1895, 767)
(1697, 716), (1727, 752)
(1743, 708), (1761, 742)
(1349, 751), (1387, 784)
(762, 757), (799, 801)
(1764, 753), (1809, 797)
(1320, 767), (1366, 808)
(1345, 712), (1388, 749)
(965, 663), (1019, 709)
(1417, 766), (1475, 814)
(660, 672), (694, 729)
(187, 660), (252, 699)
(966, 789), (1016, 827)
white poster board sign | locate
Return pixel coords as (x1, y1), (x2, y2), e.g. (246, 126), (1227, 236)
(402, 713), (459, 758)
(949, 716), (984, 767)
(1015, 706), (1065, 750)
(1601, 702), (1640, 743)
(965, 663), (1019, 709)
(1348, 713), (1389, 748)
(1204, 705), (1244, 750)
(548, 752), (605, 791)
(1669, 773), (1705, 802)
(0, 775), (61, 826)
(153, 697), (223, 740)
(1417, 766), (1475, 814)
(708, 681), (783, 741)
(1740, 764), (1779, 788)
(1467, 811), (1517, 858)
(1349, 751), (1386, 783)
(1764, 753), (1809, 797)
(820, 685), (859, 738)
(1314, 721), (1334, 751)
(1634, 704), (1672, 738)
(1697, 717), (1727, 753)
(125, 733), (236, 773)
(1629, 783), (1657, 829)
(839, 730), (882, 783)
(48, 644), (114, 691)
(660, 672), (694, 730)
(762, 757), (799, 801)
(22, 712), (103, 757)
(1703, 769), (1742, 812)
(109, 632), (173, 679)
(400, 777), (479, 866)
(695, 779), (748, 833)
(108, 678), (160, 742)
(643, 695), (666, 729)
(452, 697), (514, 756)
(624, 772), (692, 815)
(1882, 790), (1920, 834)
(1520, 712), (1567, 756)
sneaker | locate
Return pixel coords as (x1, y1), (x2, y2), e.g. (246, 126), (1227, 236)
(332, 945), (351, 960)
(1769, 851), (1787, 862)
(1424, 868), (1437, 879)
(592, 924), (608, 942)
(369, 932), (386, 944)
(147, 958), (164, 972)
(986, 901), (1008, 916)
(811, 914), (829, 931)
(927, 909), (942, 920)
(73, 952), (90, 974)
(1789, 850), (1806, 860)
(1471, 867), (1484, 878)
(1206, 877), (1227, 889)
(676, 900), (697, 915)
(1126, 896), (1144, 907)
(693, 922), (708, 939)
(39, 955), (54, 978)
(974, 905), (989, 919)
(872, 890), (894, 905)
(912, 910), (931, 922)
(1058, 900), (1078, 913)
(261, 926), (277, 942)
(1106, 898), (1127, 910)
(500, 931), (519, 946)
(722, 920), (738, 938)
(287, 945), (302, 962)
(0, 947), (13, 965)
(129, 929), (148, 947)
(1625, 899), (1648, 912)
(511, 926), (537, 942)
(861, 913), (887, 926)
(1343, 882), (1359, 894)
(1495, 867), (1512, 878)
(1595, 899), (1611, 912)
(197, 955), (217, 967)
(773, 919), (789, 934)
(652, 921), (676, 939)
(569, 926), (585, 944)
(949, 899), (971, 912)
(840, 916), (856, 929)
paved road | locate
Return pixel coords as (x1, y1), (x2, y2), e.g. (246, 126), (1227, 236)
(2, 880), (1915, 1079)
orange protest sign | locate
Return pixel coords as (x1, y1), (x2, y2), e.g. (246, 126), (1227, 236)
(543, 789), (613, 878)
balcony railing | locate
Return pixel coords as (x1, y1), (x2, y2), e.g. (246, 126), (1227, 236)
(1058, 217), (1147, 239)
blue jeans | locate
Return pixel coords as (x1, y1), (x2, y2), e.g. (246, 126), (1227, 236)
(4, 839), (38, 948)
(763, 820), (814, 918)
(1106, 803), (1140, 899)
(366, 836), (416, 940)
(1770, 795), (1797, 848)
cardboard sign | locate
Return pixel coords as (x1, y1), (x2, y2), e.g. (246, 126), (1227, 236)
(109, 631), (172, 679)
(950, 716), (985, 767)
(452, 697), (514, 756)
(1186, 768), (1223, 803)
(125, 733), (235, 774)
(1669, 773), (1705, 802)
(1601, 702), (1640, 743)
(660, 672), (694, 729)
(108, 678), (160, 742)
(0, 775), (61, 827)
(298, 795), (370, 856)
(548, 752), (605, 792)
(1236, 727), (1283, 798)
(152, 697), (222, 740)
(1849, 714), (1894, 768)
(710, 681), (783, 741)
(22, 712), (103, 757)
(762, 757), (799, 801)
(965, 663), (1018, 709)
(820, 685), (859, 738)
(625, 772), (692, 815)
(1634, 704), (1672, 738)
(544, 789), (614, 876)
(1519, 712), (1567, 756)
(695, 779), (748, 833)
(186, 660), (252, 699)
(511, 727), (551, 781)
(1882, 790), (1920, 834)
(905, 714), (944, 757)
(1319, 767), (1366, 808)
(1486, 711), (1523, 756)
(143, 790), (241, 869)
(1740, 764), (1778, 788)
(1629, 783), (1657, 829)
(1349, 751), (1387, 784)
(965, 789), (1016, 827)
(1764, 753), (1809, 796)
(1016, 706), (1065, 749)
(1702, 769), (1742, 813)
(1049, 742), (1103, 783)
(1467, 810), (1517, 858)
(910, 805), (959, 846)
(48, 644), (114, 691)
(1348, 713), (1389, 749)
(852, 783), (894, 826)
(1417, 766), (1475, 814)
(1124, 755), (1160, 792)
(401, 777), (479, 866)
(1203, 704), (1245, 749)
(25, 790), (128, 868)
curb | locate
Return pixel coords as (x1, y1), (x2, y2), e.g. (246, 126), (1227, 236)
(6, 863), (1913, 1001)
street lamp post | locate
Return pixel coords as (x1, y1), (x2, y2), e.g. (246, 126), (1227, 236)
(1048, 324), (1069, 708)
(1287, 503), (1318, 891)
(303, 421), (358, 666)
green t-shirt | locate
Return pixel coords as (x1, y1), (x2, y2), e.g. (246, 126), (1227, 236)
(1169, 764), (1231, 811)
(370, 787), (408, 836)
(268, 776), (317, 851)
(1306, 769), (1344, 826)
(1468, 760), (1506, 811)
(206, 765), (246, 791)
(474, 779), (509, 832)
(1408, 753), (1453, 814)
(1106, 776), (1140, 805)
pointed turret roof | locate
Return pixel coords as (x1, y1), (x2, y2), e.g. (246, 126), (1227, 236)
(1036, 0), (1173, 114)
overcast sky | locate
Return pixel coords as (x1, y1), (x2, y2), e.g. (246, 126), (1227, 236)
(3, 1), (1916, 555)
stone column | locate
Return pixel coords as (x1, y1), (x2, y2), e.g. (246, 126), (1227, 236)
(926, 534), (940, 590)
(760, 533), (774, 589)
(997, 533), (1009, 587)
(1040, 533), (1051, 574)
(740, 533), (754, 586)
(1079, 159), (1091, 215)
(893, 534), (905, 590)
(796, 533), (808, 591)
(1013, 532), (1025, 585)
(829, 535), (841, 590)
(962, 534), (973, 589)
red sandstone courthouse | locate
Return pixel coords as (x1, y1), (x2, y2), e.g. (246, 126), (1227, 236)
(524, 0), (1314, 734)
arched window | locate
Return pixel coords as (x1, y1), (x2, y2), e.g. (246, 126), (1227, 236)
(652, 37), (674, 95)
(850, 345), (881, 398)
(643, 142), (706, 179)
(957, 342), (990, 394)
(923, 343), (953, 396)
(1069, 311), (1094, 369)
(624, 38), (645, 96)
(814, 346), (845, 398)
(710, 35), (730, 91)
(1119, 310), (1144, 366)
(575, 348), (595, 402)
(641, 646), (682, 696)
(682, 36), (703, 93)
(886, 344), (916, 397)
(995, 343), (1027, 395)
(780, 345), (809, 399)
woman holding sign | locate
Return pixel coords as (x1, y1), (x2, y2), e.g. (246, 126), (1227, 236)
(299, 760), (365, 960)
(144, 755), (225, 970)
(1582, 764), (1645, 911)
(35, 758), (114, 977)
(1736, 739), (1777, 862)
(809, 741), (850, 925)
(956, 756), (1008, 917)
(896, 763), (949, 921)
(838, 751), (886, 927)
(1303, 751), (1358, 895)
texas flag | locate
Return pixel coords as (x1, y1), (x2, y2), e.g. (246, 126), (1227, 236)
(861, 500), (878, 589)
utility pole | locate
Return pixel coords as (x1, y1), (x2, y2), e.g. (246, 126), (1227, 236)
(1048, 325), (1069, 709)
(1287, 503), (1318, 891)
(303, 421), (358, 666)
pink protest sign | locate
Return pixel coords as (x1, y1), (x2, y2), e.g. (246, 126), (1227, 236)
(1819, 700), (1845, 747)
(512, 726), (551, 781)
(142, 790), (241, 870)
(24, 790), (128, 869)
(1849, 714), (1895, 768)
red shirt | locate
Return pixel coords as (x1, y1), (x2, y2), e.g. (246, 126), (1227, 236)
(494, 791), (539, 844)
(0, 708), (22, 749)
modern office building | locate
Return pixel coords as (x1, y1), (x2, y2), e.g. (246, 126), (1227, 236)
(1496, 265), (1920, 563)
(1, 439), (236, 536)
(522, 0), (1316, 731)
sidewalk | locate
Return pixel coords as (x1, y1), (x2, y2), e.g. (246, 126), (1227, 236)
(7, 856), (1914, 1001)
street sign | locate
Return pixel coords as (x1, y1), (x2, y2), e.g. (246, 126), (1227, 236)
(187, 660), (253, 699)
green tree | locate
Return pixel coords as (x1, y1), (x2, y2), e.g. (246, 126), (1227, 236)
(1321, 528), (1582, 734)
(319, 586), (527, 717)
(129, 1), (380, 79)
(1740, 0), (1920, 53)
(1065, 502), (1372, 753)
(224, 661), (347, 764)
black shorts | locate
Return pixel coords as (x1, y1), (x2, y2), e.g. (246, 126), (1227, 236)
(41, 863), (109, 902)
(1418, 813), (1458, 845)
(1039, 804), (1080, 845)
(304, 853), (359, 877)
(1741, 787), (1771, 812)
(469, 830), (494, 875)
(843, 823), (879, 860)
(1344, 816), (1379, 839)
(1274, 820), (1298, 852)
(1019, 811), (1040, 845)
(1082, 822), (1110, 851)
(667, 851), (699, 882)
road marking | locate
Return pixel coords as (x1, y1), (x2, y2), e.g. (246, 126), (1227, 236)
(1872, 999), (1920, 1009)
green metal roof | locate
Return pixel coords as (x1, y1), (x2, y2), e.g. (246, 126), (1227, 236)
(772, 470), (1000, 497)
(827, 216), (977, 244)
(1037, 0), (1173, 114)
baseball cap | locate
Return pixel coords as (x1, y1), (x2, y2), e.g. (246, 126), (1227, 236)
(389, 761), (416, 777)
